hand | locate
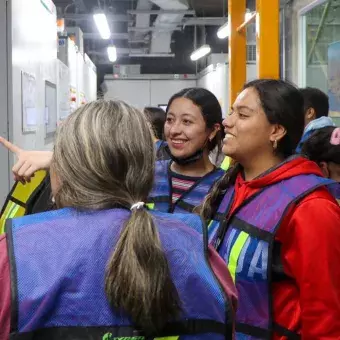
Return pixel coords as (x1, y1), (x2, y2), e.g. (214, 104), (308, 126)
(0, 137), (53, 184)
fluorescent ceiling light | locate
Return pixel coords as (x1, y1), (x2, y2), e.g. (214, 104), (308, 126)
(217, 22), (230, 39)
(107, 45), (117, 62)
(190, 44), (211, 61)
(93, 13), (111, 39)
(217, 10), (254, 40)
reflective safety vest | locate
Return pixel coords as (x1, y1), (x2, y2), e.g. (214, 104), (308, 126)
(147, 160), (224, 213)
(0, 170), (52, 234)
(220, 157), (231, 171)
(155, 141), (170, 161)
(327, 182), (340, 205)
(6, 208), (233, 340)
(208, 174), (334, 339)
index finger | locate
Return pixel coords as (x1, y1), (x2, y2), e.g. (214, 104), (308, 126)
(0, 136), (22, 155)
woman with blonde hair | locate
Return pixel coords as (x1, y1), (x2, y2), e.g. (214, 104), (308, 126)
(0, 100), (236, 339)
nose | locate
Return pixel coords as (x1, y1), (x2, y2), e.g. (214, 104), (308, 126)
(168, 120), (182, 136)
(223, 113), (235, 129)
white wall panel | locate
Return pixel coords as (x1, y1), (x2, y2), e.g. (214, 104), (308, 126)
(83, 54), (97, 102)
(197, 64), (257, 117)
(150, 80), (196, 106)
(104, 80), (151, 109)
(10, 0), (57, 155)
(68, 39), (78, 89)
(57, 60), (70, 121)
(104, 79), (196, 109)
(77, 52), (85, 106)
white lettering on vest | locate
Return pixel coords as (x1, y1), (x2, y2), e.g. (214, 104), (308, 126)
(248, 240), (268, 280)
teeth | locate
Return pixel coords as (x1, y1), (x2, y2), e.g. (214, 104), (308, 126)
(225, 134), (234, 139)
(172, 140), (186, 144)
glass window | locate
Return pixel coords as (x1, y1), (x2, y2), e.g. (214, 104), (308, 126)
(303, 0), (340, 125)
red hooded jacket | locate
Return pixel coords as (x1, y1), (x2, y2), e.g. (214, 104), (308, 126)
(229, 156), (340, 339)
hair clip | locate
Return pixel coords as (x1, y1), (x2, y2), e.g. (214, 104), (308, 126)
(330, 127), (340, 146)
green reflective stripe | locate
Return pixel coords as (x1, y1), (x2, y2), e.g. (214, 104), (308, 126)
(228, 231), (249, 283)
(146, 203), (155, 210)
(207, 220), (213, 230)
(220, 157), (230, 171)
(8, 203), (20, 219)
(0, 219), (5, 235)
(0, 202), (20, 234)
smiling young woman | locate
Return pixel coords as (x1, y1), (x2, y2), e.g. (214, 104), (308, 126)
(200, 79), (340, 339)
(147, 87), (226, 214)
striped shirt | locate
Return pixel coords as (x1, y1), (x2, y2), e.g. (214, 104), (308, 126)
(170, 171), (201, 203)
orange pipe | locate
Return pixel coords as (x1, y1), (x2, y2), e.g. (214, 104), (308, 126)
(256, 0), (280, 79)
(229, 0), (247, 106)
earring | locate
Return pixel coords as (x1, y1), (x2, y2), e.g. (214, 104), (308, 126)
(273, 140), (278, 150)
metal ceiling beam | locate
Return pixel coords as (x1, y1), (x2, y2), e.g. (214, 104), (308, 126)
(88, 48), (146, 55)
(83, 32), (129, 40)
(63, 14), (226, 26)
(129, 53), (175, 57)
(128, 27), (182, 32)
(63, 14), (129, 22)
(127, 10), (195, 15)
(182, 17), (227, 26)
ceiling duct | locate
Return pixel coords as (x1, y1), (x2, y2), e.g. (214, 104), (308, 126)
(130, 0), (153, 45)
(149, 0), (189, 54)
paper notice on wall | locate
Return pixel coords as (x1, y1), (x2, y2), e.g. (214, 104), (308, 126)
(25, 108), (37, 126)
(21, 71), (37, 133)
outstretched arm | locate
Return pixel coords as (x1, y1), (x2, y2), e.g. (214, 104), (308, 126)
(0, 137), (53, 184)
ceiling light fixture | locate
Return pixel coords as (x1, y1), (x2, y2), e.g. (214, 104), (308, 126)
(190, 44), (211, 61)
(107, 45), (117, 62)
(93, 12), (111, 40)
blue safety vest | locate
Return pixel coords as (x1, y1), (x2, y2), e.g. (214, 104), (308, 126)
(6, 208), (233, 340)
(148, 160), (224, 213)
(208, 173), (334, 339)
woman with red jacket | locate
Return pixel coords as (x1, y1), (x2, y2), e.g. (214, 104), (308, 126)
(201, 79), (340, 339)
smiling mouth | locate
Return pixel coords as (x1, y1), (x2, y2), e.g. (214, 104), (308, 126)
(224, 133), (235, 139)
(171, 139), (188, 144)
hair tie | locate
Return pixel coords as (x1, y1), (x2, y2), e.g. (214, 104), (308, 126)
(330, 127), (340, 146)
(130, 202), (145, 211)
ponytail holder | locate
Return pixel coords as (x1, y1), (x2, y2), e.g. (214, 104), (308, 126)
(130, 202), (145, 211)
(330, 127), (340, 146)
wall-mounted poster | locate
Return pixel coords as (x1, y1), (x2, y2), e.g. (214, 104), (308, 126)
(21, 71), (37, 133)
(328, 41), (340, 119)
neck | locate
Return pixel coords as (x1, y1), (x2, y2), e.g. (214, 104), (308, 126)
(242, 154), (284, 181)
(171, 151), (214, 177)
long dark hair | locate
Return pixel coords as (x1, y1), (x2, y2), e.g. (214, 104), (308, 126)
(200, 79), (305, 220)
(52, 100), (181, 334)
(144, 106), (166, 140)
(167, 87), (224, 154)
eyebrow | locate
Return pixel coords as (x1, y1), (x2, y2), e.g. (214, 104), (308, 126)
(167, 112), (196, 118)
(231, 105), (255, 112)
